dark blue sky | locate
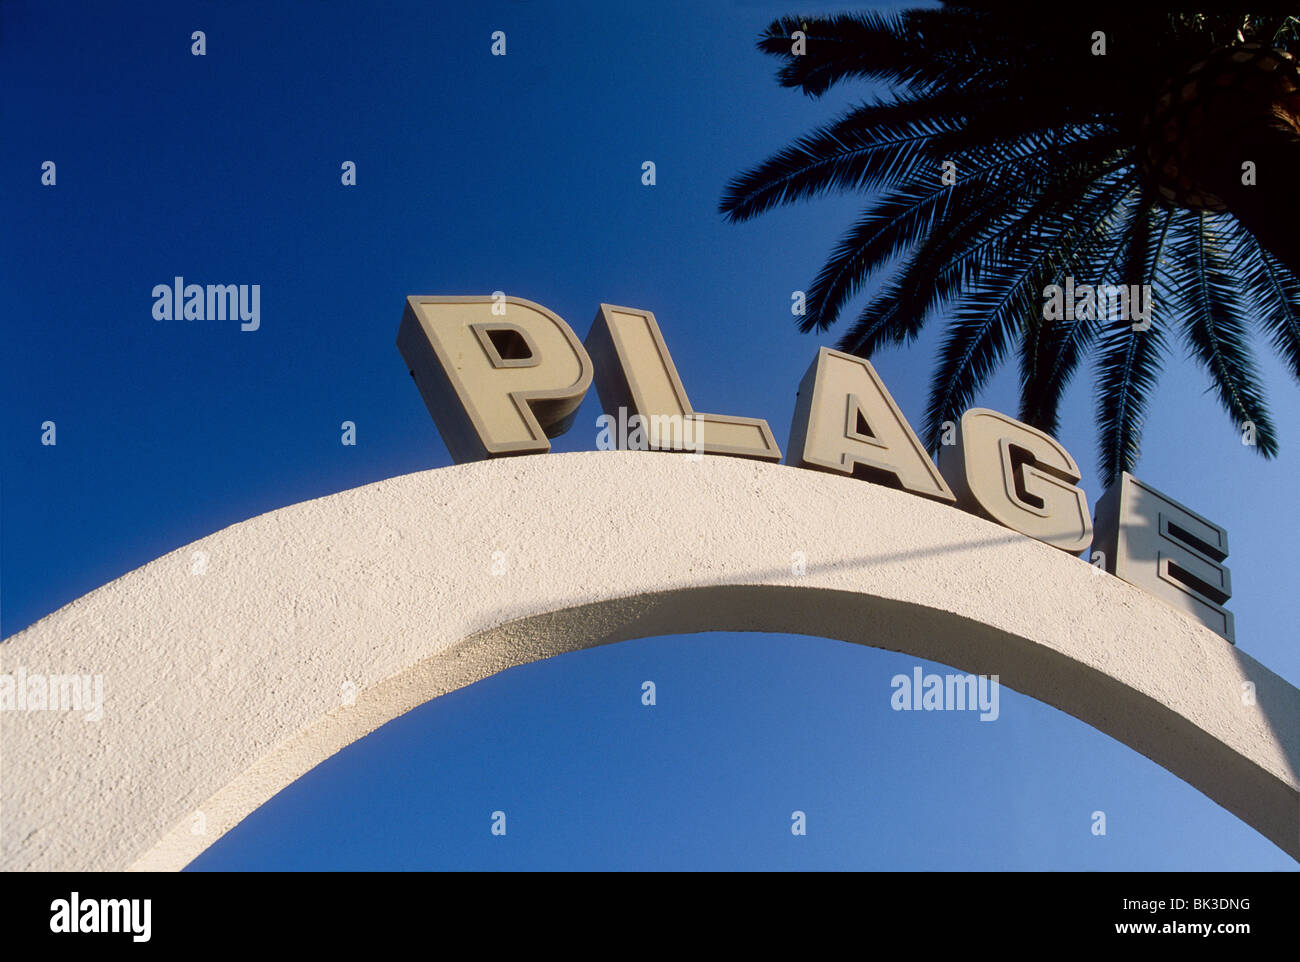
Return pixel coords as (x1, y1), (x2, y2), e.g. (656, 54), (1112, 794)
(3, 0), (1297, 869)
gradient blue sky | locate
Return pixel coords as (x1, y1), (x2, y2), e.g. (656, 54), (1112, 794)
(3, 0), (1297, 869)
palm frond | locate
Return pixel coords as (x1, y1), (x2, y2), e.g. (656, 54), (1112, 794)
(1017, 184), (1148, 437)
(757, 10), (996, 97)
(1172, 211), (1279, 457)
(729, 4), (1300, 474)
(807, 142), (1054, 334)
(839, 152), (1135, 361)
(1094, 207), (1174, 482)
(719, 94), (968, 222)
(1235, 232), (1300, 379)
(922, 246), (1060, 450)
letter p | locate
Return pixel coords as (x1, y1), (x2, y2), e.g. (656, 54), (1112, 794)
(398, 295), (593, 462)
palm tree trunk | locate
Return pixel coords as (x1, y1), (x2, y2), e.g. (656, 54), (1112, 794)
(1193, 117), (1300, 275)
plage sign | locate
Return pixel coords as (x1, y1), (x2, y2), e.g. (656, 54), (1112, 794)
(398, 294), (1235, 642)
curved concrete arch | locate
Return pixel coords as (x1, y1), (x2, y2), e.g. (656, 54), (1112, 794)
(1, 451), (1296, 870)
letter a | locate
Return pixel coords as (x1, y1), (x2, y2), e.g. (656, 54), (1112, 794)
(786, 348), (954, 502)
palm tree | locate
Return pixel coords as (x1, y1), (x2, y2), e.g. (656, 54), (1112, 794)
(720, 4), (1300, 482)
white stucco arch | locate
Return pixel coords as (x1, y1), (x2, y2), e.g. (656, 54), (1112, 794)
(1, 451), (1296, 870)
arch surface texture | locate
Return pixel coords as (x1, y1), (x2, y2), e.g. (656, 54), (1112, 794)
(1, 451), (1296, 870)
